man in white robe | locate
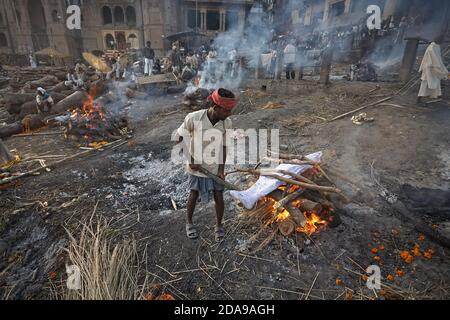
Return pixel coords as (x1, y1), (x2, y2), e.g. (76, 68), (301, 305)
(418, 37), (448, 103)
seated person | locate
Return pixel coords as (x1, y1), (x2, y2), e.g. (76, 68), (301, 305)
(65, 67), (85, 90)
(181, 62), (195, 82)
(36, 87), (54, 114)
(152, 59), (162, 74)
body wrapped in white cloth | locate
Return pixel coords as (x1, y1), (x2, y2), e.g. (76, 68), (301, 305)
(230, 152), (322, 210)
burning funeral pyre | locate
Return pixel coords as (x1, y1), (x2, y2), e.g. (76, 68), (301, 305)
(234, 152), (345, 253)
(65, 90), (130, 143)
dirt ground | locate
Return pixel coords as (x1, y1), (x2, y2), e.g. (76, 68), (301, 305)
(0, 79), (449, 300)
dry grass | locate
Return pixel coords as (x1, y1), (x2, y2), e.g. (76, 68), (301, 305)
(55, 216), (149, 300)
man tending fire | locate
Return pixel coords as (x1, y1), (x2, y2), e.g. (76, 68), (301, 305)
(175, 88), (236, 241)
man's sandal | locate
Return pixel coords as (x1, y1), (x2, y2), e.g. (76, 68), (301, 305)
(186, 224), (198, 239)
(215, 226), (225, 243)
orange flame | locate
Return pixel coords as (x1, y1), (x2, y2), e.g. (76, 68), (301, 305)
(264, 188), (328, 236)
(70, 87), (106, 125)
(295, 212), (328, 236)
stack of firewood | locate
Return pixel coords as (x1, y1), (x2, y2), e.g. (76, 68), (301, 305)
(0, 65), (108, 139)
(237, 152), (347, 249)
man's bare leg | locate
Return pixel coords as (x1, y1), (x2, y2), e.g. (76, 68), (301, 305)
(187, 190), (199, 225)
(213, 190), (224, 227)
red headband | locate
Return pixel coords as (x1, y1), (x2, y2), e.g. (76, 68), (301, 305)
(207, 89), (236, 110)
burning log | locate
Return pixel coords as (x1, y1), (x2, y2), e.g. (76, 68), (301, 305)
(297, 199), (323, 214)
(270, 190), (307, 227)
(87, 80), (107, 97)
(279, 220), (296, 236)
(63, 90), (130, 143)
(52, 91), (89, 114)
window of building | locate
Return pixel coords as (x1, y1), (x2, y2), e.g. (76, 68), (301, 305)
(126, 6), (136, 25)
(114, 6), (125, 25)
(105, 33), (115, 49)
(102, 6), (112, 24)
(330, 1), (345, 18)
(206, 11), (220, 31)
(187, 9), (201, 29)
(351, 0), (386, 13)
(0, 12), (3, 25)
(226, 11), (239, 30)
(0, 32), (7, 47)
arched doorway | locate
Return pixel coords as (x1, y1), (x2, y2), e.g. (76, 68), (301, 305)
(27, 0), (49, 51)
(105, 33), (115, 50)
(127, 34), (138, 49)
(115, 32), (126, 50)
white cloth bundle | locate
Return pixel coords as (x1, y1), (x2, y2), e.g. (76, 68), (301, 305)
(230, 152), (322, 210)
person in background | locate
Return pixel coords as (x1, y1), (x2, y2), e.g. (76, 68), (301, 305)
(186, 52), (199, 72)
(143, 41), (155, 76)
(36, 87), (54, 114)
(169, 45), (182, 74)
(65, 67), (84, 90)
(181, 62), (195, 82)
(112, 58), (122, 80)
(29, 52), (37, 69)
(417, 36), (449, 104)
(152, 59), (162, 75)
(284, 40), (297, 80)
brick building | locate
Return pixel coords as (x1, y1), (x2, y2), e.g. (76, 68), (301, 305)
(0, 0), (256, 61)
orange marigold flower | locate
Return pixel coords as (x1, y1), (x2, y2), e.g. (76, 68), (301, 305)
(345, 291), (353, 300)
(418, 234), (425, 241)
(378, 244), (385, 251)
(373, 255), (381, 262)
(386, 274), (395, 281)
(336, 278), (343, 286)
(423, 249), (434, 260)
(396, 269), (405, 277)
(371, 248), (379, 254)
(400, 250), (413, 264)
(413, 245), (422, 257)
